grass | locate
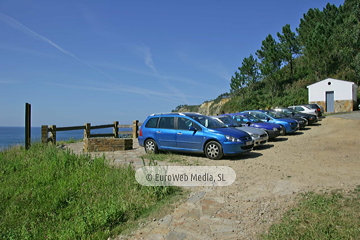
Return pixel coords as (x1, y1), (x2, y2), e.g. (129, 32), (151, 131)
(0, 143), (181, 239)
(262, 188), (360, 240)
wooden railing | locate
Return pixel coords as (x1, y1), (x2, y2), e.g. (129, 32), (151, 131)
(42, 120), (142, 145)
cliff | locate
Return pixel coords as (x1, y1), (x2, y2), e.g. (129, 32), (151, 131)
(175, 98), (230, 115)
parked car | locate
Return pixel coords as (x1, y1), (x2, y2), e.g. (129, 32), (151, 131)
(211, 115), (268, 147)
(265, 110), (307, 129)
(273, 108), (318, 125)
(304, 104), (323, 117)
(241, 110), (299, 134)
(288, 105), (318, 116)
(221, 113), (283, 139)
(138, 112), (254, 160)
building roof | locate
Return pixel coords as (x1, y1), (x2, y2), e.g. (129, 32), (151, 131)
(306, 78), (358, 88)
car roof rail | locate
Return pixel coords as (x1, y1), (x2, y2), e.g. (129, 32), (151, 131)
(150, 112), (186, 116)
(149, 112), (202, 116)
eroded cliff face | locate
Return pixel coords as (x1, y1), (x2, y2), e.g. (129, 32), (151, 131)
(176, 98), (230, 115)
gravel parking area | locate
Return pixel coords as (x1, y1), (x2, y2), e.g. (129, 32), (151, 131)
(327, 110), (360, 120)
(64, 115), (360, 240)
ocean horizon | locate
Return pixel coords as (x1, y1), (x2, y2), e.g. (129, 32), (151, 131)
(0, 126), (132, 149)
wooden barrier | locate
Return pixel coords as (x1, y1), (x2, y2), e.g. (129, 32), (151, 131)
(41, 120), (141, 144)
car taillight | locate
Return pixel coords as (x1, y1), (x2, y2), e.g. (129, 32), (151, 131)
(317, 108), (321, 112)
(139, 128), (142, 136)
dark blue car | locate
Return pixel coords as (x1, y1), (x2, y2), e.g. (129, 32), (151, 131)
(221, 113), (283, 139)
(241, 110), (299, 134)
(138, 112), (254, 160)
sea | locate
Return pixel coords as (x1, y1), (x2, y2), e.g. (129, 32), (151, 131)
(0, 126), (132, 150)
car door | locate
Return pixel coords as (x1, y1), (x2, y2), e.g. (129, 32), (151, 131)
(176, 117), (204, 151)
(155, 117), (177, 149)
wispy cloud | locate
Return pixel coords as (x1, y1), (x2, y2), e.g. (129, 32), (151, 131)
(0, 43), (58, 58)
(176, 50), (232, 81)
(45, 81), (202, 104)
(0, 12), (117, 82)
(132, 45), (157, 73)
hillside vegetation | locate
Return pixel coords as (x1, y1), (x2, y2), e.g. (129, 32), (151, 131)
(174, 0), (360, 114)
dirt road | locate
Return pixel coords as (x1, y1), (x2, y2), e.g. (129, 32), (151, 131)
(66, 114), (360, 240)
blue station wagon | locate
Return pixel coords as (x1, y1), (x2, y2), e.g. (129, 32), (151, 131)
(138, 112), (254, 160)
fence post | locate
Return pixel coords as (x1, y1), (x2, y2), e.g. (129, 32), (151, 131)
(49, 125), (56, 145)
(25, 103), (31, 149)
(113, 121), (119, 138)
(41, 125), (48, 143)
(84, 123), (91, 139)
(132, 120), (139, 138)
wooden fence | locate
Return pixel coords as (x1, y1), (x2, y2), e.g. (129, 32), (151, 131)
(42, 120), (142, 145)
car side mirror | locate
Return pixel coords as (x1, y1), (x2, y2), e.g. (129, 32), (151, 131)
(292, 113), (295, 116)
(189, 127), (196, 131)
(246, 122), (251, 126)
(266, 117), (270, 122)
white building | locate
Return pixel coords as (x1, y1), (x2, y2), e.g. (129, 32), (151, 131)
(307, 78), (358, 112)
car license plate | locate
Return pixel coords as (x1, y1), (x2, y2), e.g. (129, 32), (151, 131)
(246, 141), (252, 146)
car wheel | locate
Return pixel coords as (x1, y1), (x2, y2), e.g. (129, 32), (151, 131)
(204, 141), (223, 160)
(144, 139), (159, 154)
(280, 125), (286, 135)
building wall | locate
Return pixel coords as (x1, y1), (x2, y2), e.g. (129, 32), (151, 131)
(308, 79), (354, 102)
(311, 100), (354, 113)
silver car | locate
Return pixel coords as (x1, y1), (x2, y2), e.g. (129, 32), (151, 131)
(212, 115), (268, 147)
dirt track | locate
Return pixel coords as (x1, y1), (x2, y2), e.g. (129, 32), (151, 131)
(66, 114), (360, 239)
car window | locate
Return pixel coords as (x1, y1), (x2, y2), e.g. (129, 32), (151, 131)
(233, 115), (247, 123)
(252, 112), (267, 120)
(295, 106), (304, 111)
(191, 115), (225, 129)
(158, 117), (175, 129)
(145, 117), (159, 128)
(217, 116), (241, 127)
(177, 117), (202, 131)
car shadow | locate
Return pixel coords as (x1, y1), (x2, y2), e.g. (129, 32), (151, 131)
(226, 151), (263, 161)
(269, 137), (288, 142)
(289, 131), (304, 136)
(253, 144), (274, 151)
(310, 123), (322, 126)
(300, 127), (311, 131)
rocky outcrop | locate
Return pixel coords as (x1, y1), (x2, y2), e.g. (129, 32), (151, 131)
(176, 98), (230, 115)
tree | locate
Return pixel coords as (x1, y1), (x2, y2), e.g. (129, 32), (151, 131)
(256, 34), (282, 99)
(230, 71), (246, 97)
(238, 54), (261, 90)
(277, 24), (300, 79)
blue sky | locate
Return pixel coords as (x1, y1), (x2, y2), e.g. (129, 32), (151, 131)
(0, 0), (344, 127)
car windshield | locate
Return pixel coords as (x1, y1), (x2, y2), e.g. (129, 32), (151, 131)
(216, 116), (242, 127)
(288, 108), (300, 113)
(305, 104), (317, 109)
(243, 114), (263, 123)
(265, 111), (281, 119)
(273, 111), (289, 117)
(281, 109), (294, 116)
(191, 115), (226, 129)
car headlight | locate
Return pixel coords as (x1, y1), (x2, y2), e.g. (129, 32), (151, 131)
(251, 134), (259, 138)
(273, 127), (278, 131)
(290, 122), (296, 125)
(225, 135), (241, 142)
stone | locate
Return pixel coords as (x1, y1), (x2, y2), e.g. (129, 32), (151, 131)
(166, 231), (186, 240)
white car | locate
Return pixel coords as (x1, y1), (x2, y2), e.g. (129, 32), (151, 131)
(288, 105), (317, 116)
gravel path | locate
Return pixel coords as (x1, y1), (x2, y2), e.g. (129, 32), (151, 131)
(63, 115), (360, 240)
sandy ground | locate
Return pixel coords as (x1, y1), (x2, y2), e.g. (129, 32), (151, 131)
(65, 114), (360, 239)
